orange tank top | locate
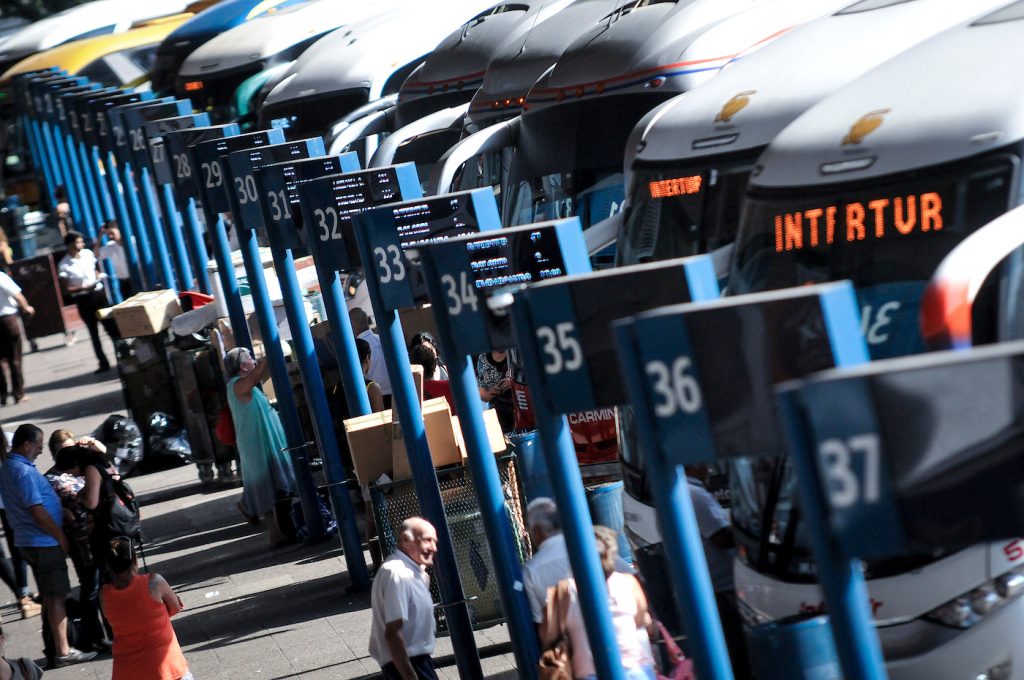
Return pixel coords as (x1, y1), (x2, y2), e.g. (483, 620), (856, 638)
(102, 574), (188, 680)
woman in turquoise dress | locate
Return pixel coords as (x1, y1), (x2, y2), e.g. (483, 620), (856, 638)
(223, 347), (296, 547)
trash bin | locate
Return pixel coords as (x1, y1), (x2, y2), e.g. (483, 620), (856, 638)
(585, 480), (632, 564)
(508, 430), (552, 504)
(747, 614), (841, 680)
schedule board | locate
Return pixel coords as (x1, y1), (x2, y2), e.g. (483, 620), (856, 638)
(253, 152), (360, 252)
(143, 114), (210, 186)
(295, 164), (421, 273)
(225, 139), (324, 237)
(163, 124), (240, 203)
(353, 188), (502, 310)
(421, 217), (589, 356)
(523, 257), (719, 412)
(619, 282), (867, 467)
(190, 130), (285, 215)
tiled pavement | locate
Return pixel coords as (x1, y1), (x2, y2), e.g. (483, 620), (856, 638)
(0, 327), (519, 679)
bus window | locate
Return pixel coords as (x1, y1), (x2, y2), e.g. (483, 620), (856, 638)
(730, 153), (1016, 358)
(620, 155), (754, 265)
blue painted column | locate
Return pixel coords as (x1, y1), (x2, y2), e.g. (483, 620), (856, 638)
(204, 209), (252, 350)
(612, 326), (736, 680)
(158, 182), (195, 290)
(509, 298), (627, 680)
(27, 117), (58, 209)
(267, 240), (369, 589)
(353, 227), (483, 678)
(182, 198), (212, 294)
(138, 166), (176, 291)
(120, 162), (158, 287)
(420, 252), (540, 676)
(104, 150), (146, 292)
(236, 231), (325, 540)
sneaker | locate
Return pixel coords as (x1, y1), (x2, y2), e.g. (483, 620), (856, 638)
(56, 647), (98, 667)
(18, 596), (40, 619)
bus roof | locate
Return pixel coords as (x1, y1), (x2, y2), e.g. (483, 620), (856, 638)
(0, 0), (188, 63)
(393, 0), (569, 127)
(0, 14), (191, 85)
(260, 0), (497, 116)
(752, 1), (1024, 188)
(523, 0), (834, 113)
(177, 0), (385, 78)
(629, 0), (1010, 168)
(466, 0), (622, 127)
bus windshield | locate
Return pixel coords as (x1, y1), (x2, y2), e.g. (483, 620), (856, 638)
(619, 152), (757, 265)
(727, 149), (1018, 583)
(731, 152), (1017, 358)
(507, 167), (625, 228)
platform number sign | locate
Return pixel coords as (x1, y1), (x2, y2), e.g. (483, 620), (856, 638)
(143, 114), (210, 187)
(190, 130), (286, 215)
(164, 125), (240, 203)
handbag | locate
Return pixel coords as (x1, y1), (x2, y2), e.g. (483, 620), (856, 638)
(655, 620), (696, 680)
(538, 579), (573, 680)
(214, 405), (236, 446)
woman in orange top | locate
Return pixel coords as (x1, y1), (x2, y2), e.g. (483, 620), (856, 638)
(100, 538), (192, 680)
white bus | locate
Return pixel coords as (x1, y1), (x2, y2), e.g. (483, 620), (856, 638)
(727, 4), (1024, 677)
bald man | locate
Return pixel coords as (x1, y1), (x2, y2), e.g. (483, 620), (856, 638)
(349, 308), (392, 404)
(369, 517), (439, 680)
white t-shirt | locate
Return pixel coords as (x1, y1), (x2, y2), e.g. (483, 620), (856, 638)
(566, 572), (648, 677)
(0, 271), (22, 317)
(688, 476), (735, 592)
(58, 250), (102, 294)
(98, 242), (129, 280)
(369, 550), (435, 666)
(359, 329), (392, 396)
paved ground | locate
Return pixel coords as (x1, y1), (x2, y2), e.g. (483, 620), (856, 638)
(0, 326), (519, 679)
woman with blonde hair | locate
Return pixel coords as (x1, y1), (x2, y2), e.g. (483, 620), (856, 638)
(101, 537), (191, 680)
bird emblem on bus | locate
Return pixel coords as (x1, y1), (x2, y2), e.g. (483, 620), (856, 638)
(842, 109), (890, 145)
(715, 90), (756, 123)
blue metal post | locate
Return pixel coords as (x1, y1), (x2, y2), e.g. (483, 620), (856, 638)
(420, 253), (540, 676)
(90, 146), (116, 221)
(353, 217), (483, 679)
(75, 141), (104, 233)
(236, 232), (325, 540)
(267, 241), (370, 589)
(182, 198), (212, 294)
(55, 131), (91, 233)
(777, 391), (888, 680)
(138, 167), (176, 291)
(104, 150), (146, 292)
(509, 297), (627, 680)
(27, 117), (58, 209)
(120, 162), (158, 287)
(158, 182), (194, 290)
(612, 325), (736, 680)
(316, 268), (371, 417)
(203, 208), (252, 350)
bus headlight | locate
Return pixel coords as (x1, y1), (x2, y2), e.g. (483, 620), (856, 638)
(925, 569), (1024, 629)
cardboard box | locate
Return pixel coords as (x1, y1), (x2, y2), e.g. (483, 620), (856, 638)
(391, 364), (424, 421)
(452, 408), (507, 456)
(110, 289), (182, 337)
(392, 397), (462, 480)
(344, 410), (394, 487)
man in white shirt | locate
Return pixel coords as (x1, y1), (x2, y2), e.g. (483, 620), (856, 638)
(349, 307), (392, 404)
(95, 223), (132, 298)
(58, 232), (111, 373)
(369, 517), (438, 680)
(522, 497), (572, 627)
(0, 270), (34, 405)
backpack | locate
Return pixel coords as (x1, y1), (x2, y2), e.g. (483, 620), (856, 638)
(97, 466), (142, 541)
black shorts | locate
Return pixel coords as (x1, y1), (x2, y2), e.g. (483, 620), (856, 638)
(381, 655), (437, 680)
(20, 545), (70, 597)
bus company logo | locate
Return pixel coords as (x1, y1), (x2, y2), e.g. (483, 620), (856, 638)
(715, 90), (755, 123)
(842, 109), (890, 145)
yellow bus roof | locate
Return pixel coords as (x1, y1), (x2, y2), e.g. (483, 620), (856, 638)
(1, 13), (192, 84)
